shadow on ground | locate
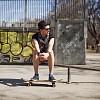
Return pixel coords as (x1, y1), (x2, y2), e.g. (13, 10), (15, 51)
(0, 78), (26, 87)
(0, 78), (53, 87)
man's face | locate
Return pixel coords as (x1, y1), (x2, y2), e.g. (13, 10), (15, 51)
(40, 25), (50, 35)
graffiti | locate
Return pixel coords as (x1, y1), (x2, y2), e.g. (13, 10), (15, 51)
(0, 54), (33, 64)
(0, 32), (34, 64)
(0, 54), (10, 63)
(24, 54), (32, 63)
(12, 56), (20, 62)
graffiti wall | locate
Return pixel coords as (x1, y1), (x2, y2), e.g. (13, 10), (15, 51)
(55, 20), (86, 65)
(0, 32), (34, 64)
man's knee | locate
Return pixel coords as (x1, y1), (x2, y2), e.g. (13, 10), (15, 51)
(48, 50), (54, 59)
(49, 50), (54, 55)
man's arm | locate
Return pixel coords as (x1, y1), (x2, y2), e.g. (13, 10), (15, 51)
(47, 38), (54, 53)
(32, 39), (40, 53)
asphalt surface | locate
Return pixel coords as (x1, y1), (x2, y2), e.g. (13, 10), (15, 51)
(0, 53), (100, 100)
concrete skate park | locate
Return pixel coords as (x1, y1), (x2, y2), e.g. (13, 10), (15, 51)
(0, 53), (100, 100)
(0, 0), (100, 100)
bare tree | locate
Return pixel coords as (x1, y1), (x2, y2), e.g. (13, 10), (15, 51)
(88, 0), (100, 52)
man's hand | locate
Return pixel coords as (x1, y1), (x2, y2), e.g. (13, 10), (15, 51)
(38, 53), (49, 61)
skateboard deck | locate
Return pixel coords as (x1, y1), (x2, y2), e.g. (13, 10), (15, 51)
(21, 78), (56, 87)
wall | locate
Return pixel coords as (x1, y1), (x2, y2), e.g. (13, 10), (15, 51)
(54, 20), (86, 65)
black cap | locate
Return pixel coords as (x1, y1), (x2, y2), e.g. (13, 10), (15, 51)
(38, 20), (50, 29)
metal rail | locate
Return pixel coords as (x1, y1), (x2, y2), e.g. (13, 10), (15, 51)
(55, 64), (100, 83)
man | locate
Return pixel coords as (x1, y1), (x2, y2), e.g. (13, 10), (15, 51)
(32, 20), (56, 81)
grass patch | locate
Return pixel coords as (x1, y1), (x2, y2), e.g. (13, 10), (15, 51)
(86, 49), (96, 53)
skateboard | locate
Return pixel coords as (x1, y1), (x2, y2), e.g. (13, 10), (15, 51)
(21, 78), (56, 87)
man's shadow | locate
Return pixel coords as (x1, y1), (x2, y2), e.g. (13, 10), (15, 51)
(0, 78), (26, 87)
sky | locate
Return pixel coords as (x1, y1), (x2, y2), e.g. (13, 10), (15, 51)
(0, 0), (54, 23)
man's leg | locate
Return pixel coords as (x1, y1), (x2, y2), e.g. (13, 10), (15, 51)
(32, 50), (40, 79)
(48, 50), (56, 81)
(48, 50), (54, 74)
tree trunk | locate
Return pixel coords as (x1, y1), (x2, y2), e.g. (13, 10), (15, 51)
(96, 35), (100, 53)
(96, 45), (100, 53)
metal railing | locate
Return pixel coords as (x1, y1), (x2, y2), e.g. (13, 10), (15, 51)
(0, 0), (55, 28)
(0, 0), (86, 28)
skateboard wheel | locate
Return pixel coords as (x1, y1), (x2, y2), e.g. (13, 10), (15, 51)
(28, 83), (32, 86)
(52, 83), (56, 87)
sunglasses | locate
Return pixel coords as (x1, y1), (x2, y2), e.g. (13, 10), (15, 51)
(44, 28), (50, 31)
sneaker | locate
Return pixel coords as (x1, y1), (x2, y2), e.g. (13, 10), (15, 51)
(31, 75), (39, 81)
(49, 76), (56, 82)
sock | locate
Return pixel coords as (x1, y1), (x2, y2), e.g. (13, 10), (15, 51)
(34, 74), (39, 76)
(49, 74), (53, 77)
